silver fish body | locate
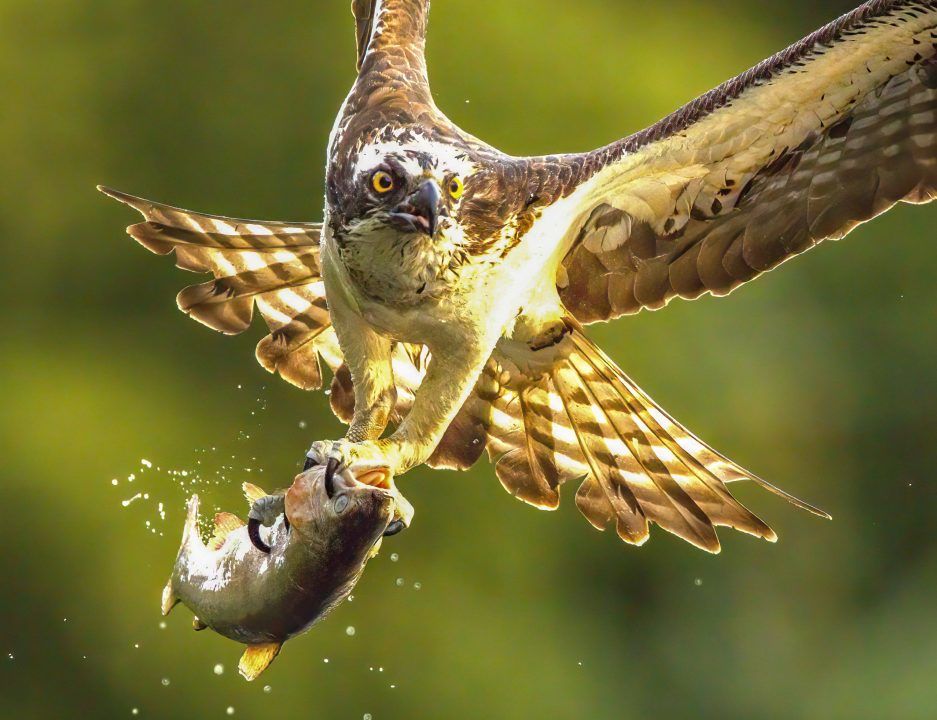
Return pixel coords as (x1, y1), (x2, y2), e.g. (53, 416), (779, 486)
(161, 463), (400, 679)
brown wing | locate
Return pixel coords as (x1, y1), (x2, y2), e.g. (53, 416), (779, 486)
(552, 1), (937, 323)
(99, 187), (342, 391)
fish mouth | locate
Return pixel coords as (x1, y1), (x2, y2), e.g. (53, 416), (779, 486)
(327, 465), (394, 496)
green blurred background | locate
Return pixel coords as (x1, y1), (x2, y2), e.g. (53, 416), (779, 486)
(2, 1), (935, 718)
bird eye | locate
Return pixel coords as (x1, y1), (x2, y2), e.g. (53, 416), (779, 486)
(371, 170), (395, 194)
(448, 176), (464, 199)
(333, 494), (349, 514)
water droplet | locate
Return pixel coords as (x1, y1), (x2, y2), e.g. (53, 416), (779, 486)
(213, 663), (224, 675)
(323, 658), (329, 664)
(694, 578), (703, 587)
(111, 479), (119, 486)
(364, 714), (372, 720)
(413, 582), (421, 590)
(121, 493), (142, 507)
(158, 621), (167, 630)
(390, 553), (399, 562)
(298, 421), (307, 429)
(226, 707), (235, 716)
(131, 709), (139, 716)
(345, 626), (356, 637)
(263, 685), (272, 694)
(390, 684), (396, 689)
(133, 643), (140, 649)
(161, 678), (170, 687)
(378, 667), (384, 673)
(141, 459), (152, 468)
(7, 653), (14, 660)
(395, 578), (404, 587)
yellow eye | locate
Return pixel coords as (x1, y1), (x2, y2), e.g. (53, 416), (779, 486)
(448, 176), (464, 199)
(371, 170), (395, 194)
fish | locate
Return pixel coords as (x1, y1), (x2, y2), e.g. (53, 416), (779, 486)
(160, 462), (411, 680)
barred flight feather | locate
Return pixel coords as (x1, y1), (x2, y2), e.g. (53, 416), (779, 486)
(98, 186), (341, 391)
(557, 1), (937, 322)
(421, 328), (824, 553)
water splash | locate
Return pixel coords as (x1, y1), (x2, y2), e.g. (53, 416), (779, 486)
(121, 493), (142, 508)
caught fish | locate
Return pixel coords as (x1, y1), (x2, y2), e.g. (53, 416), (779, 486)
(161, 462), (411, 680)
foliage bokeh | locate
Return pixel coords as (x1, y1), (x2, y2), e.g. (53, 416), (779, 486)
(2, 1), (935, 718)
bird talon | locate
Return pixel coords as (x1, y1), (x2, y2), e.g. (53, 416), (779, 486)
(247, 494), (287, 554)
(324, 457), (341, 498)
(383, 519), (406, 537)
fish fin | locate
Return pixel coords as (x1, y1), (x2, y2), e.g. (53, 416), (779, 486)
(208, 512), (245, 550)
(192, 617), (207, 631)
(242, 482), (268, 506)
(238, 643), (281, 682)
(160, 578), (178, 616)
(180, 494), (203, 550)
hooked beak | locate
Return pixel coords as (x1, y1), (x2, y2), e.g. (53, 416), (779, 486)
(389, 180), (446, 236)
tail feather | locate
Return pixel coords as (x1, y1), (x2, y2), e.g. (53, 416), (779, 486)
(564, 335), (778, 550)
(440, 327), (828, 553)
(576, 335), (829, 520)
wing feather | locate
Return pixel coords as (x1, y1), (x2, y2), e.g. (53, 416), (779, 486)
(546, 1), (937, 323)
(99, 186), (341, 390)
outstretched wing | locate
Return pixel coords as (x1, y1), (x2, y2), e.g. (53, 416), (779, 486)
(550, 0), (937, 323)
(99, 187), (342, 390)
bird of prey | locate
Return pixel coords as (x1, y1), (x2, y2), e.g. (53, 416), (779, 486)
(101, 0), (937, 553)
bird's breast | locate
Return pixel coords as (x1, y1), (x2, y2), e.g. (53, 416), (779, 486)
(337, 226), (469, 308)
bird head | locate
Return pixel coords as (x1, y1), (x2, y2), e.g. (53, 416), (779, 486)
(334, 137), (477, 244)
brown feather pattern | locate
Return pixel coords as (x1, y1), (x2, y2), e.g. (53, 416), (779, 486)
(100, 1), (936, 553)
(423, 330), (828, 552)
(98, 186), (342, 390)
(556, 1), (937, 322)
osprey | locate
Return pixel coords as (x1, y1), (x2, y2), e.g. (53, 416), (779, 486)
(102, 0), (937, 553)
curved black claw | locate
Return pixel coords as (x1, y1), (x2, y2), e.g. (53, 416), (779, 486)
(383, 520), (406, 537)
(247, 494), (287, 554)
(324, 457), (340, 499)
(302, 454), (316, 472)
(247, 518), (271, 554)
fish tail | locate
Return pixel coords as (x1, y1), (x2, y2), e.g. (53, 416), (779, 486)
(161, 495), (202, 615)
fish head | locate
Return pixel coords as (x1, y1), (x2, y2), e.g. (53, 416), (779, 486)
(284, 462), (397, 554)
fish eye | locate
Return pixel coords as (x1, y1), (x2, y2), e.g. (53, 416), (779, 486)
(371, 170), (395, 195)
(448, 176), (464, 200)
(333, 494), (350, 514)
